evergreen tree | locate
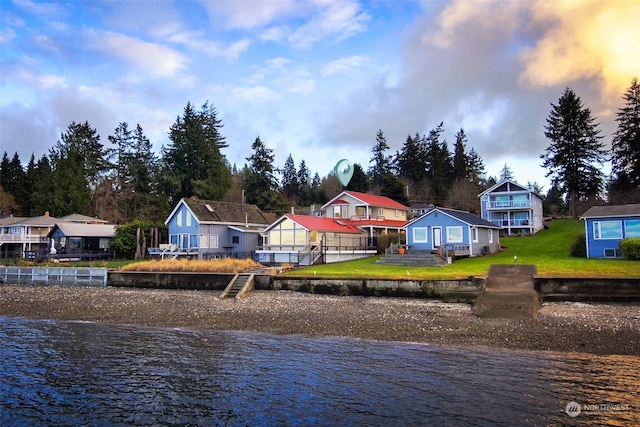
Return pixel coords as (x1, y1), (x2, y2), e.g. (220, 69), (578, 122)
(466, 148), (485, 182)
(369, 129), (393, 187)
(379, 172), (410, 206)
(0, 152), (27, 214)
(281, 154), (299, 201)
(610, 77), (640, 196)
(28, 156), (54, 216)
(161, 101), (232, 205)
(424, 123), (452, 204)
(345, 163), (369, 193)
(297, 160), (312, 206)
(452, 129), (468, 181)
(49, 121), (108, 216)
(395, 133), (426, 198)
(541, 88), (606, 218)
(499, 163), (514, 181)
(244, 137), (281, 211)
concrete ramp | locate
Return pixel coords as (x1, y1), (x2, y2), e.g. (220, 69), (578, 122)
(473, 265), (540, 319)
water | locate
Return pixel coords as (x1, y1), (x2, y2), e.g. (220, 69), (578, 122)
(1, 317), (638, 426)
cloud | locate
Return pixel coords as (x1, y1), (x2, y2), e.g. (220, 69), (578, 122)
(519, 0), (640, 102)
(89, 31), (189, 79)
(321, 55), (370, 77)
(200, 0), (298, 30)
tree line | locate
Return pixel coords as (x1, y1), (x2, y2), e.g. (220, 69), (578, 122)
(1, 77), (638, 223)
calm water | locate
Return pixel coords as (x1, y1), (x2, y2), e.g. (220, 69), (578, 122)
(1, 317), (638, 426)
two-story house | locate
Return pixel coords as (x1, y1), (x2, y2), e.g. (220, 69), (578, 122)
(478, 180), (544, 235)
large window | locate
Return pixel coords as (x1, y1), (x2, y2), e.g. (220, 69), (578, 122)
(413, 227), (428, 243)
(446, 226), (463, 243)
(593, 221), (622, 240)
(625, 220), (640, 238)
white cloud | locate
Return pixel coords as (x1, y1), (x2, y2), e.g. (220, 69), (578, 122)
(200, 0), (298, 30)
(321, 55), (370, 77)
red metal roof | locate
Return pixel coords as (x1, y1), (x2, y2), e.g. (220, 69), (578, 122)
(342, 191), (409, 210)
(350, 218), (409, 228)
(286, 214), (365, 233)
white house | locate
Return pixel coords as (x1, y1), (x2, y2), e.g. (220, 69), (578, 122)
(478, 179), (544, 235)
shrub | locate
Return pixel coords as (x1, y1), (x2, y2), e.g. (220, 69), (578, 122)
(570, 233), (587, 258)
(376, 233), (400, 254)
(619, 238), (640, 260)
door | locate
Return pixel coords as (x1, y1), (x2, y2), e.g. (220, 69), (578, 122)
(432, 227), (442, 250)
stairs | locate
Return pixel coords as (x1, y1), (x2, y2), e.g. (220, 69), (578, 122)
(221, 274), (255, 299)
(473, 265), (540, 319)
(375, 251), (447, 267)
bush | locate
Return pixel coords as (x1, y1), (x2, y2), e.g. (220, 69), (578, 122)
(376, 233), (400, 254)
(619, 238), (640, 260)
(570, 233), (587, 258)
(109, 220), (167, 259)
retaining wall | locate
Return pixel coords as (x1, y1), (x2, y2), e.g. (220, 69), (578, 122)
(534, 277), (640, 301)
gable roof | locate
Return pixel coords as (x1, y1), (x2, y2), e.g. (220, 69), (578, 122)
(407, 207), (501, 229)
(322, 190), (409, 211)
(265, 214), (365, 234)
(580, 204), (640, 219)
(170, 197), (272, 225)
(478, 179), (541, 198)
(59, 213), (108, 224)
(47, 223), (116, 238)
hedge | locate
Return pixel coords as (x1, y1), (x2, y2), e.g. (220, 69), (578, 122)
(619, 238), (640, 260)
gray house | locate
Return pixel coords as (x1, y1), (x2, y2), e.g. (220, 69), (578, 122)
(158, 197), (273, 259)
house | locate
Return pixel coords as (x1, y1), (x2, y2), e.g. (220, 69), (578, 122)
(410, 203), (434, 218)
(256, 214), (374, 265)
(159, 197), (273, 259)
(0, 211), (112, 259)
(478, 179), (544, 235)
(48, 223), (116, 259)
(405, 207), (502, 257)
(580, 204), (640, 259)
(320, 190), (410, 240)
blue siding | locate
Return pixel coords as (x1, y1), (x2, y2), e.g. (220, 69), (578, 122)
(407, 211), (470, 251)
(167, 203), (199, 249)
(585, 215), (640, 258)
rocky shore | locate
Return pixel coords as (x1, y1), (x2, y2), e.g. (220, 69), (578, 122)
(1, 285), (639, 356)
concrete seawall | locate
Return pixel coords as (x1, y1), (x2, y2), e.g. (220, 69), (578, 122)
(104, 272), (640, 302)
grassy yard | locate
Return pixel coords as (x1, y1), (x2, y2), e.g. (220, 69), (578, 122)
(282, 219), (640, 280)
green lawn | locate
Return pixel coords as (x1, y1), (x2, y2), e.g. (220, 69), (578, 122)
(281, 219), (640, 279)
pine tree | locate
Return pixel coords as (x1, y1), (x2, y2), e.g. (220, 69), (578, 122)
(499, 163), (514, 181)
(610, 77), (640, 196)
(0, 152), (27, 214)
(297, 160), (312, 206)
(424, 123), (452, 204)
(369, 129), (393, 187)
(452, 129), (468, 181)
(346, 163), (369, 193)
(395, 133), (426, 199)
(244, 137), (281, 211)
(281, 154), (299, 201)
(541, 88), (606, 218)
(161, 101), (232, 205)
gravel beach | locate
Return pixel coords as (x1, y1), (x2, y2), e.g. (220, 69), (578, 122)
(1, 285), (639, 356)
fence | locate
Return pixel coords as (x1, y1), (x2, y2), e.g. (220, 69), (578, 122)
(0, 266), (108, 288)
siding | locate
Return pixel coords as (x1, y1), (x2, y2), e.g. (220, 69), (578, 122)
(585, 215), (640, 258)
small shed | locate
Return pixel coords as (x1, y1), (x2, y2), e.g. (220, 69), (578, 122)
(405, 207), (502, 257)
(581, 204), (640, 258)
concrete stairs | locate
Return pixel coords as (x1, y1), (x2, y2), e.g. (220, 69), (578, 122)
(473, 265), (540, 319)
(221, 273), (255, 299)
(375, 251), (447, 267)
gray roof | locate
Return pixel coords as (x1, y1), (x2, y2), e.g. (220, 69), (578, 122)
(408, 207), (502, 229)
(581, 204), (640, 219)
(181, 197), (275, 225)
(48, 223), (116, 238)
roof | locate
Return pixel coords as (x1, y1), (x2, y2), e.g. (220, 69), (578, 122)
(580, 204), (640, 219)
(175, 197), (272, 225)
(266, 214), (365, 234)
(350, 218), (409, 229)
(478, 179), (542, 198)
(323, 191), (409, 211)
(407, 207), (502, 229)
(59, 213), (108, 224)
(47, 223), (116, 238)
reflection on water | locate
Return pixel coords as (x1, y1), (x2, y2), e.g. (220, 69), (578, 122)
(1, 317), (638, 426)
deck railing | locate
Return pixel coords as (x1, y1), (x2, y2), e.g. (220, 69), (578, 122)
(0, 266), (107, 287)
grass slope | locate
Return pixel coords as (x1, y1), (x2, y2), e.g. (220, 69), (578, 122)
(283, 219), (640, 280)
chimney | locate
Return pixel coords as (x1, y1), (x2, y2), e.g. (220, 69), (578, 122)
(291, 206), (295, 214)
(45, 211), (49, 217)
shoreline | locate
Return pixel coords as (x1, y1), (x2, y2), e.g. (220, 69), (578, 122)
(1, 285), (639, 356)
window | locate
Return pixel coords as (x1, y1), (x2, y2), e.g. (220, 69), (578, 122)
(447, 226), (463, 243)
(472, 228), (479, 243)
(200, 234), (209, 248)
(625, 220), (640, 238)
(232, 236), (240, 244)
(186, 212), (191, 226)
(604, 248), (620, 258)
(593, 221), (622, 239)
(333, 205), (348, 218)
(413, 227), (428, 243)
(209, 234), (219, 249)
(190, 234), (198, 248)
(488, 229), (493, 243)
(176, 211), (182, 227)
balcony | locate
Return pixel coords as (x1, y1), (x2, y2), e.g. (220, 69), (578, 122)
(489, 218), (531, 227)
(0, 234), (50, 244)
(487, 200), (531, 209)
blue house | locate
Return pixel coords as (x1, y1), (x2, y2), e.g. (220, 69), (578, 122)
(158, 197), (273, 259)
(581, 204), (640, 258)
(406, 207), (502, 257)
(478, 179), (544, 235)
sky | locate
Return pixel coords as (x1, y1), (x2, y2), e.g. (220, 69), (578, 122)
(1, 0), (639, 192)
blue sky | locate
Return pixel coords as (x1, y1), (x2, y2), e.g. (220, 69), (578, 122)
(1, 0), (639, 190)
